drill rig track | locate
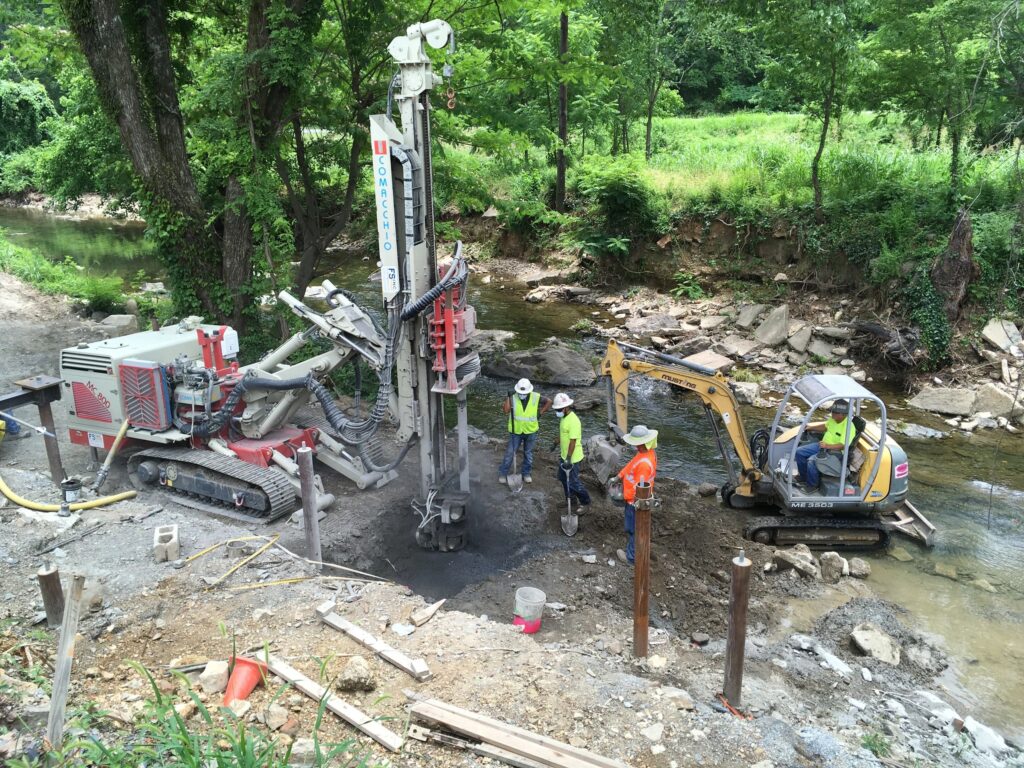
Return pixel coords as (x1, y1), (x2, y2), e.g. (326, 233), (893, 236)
(127, 447), (296, 524)
(744, 515), (892, 551)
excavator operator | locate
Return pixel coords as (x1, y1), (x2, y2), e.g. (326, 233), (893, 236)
(796, 399), (854, 491)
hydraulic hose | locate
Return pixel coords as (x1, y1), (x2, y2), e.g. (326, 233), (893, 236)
(399, 244), (466, 321)
(358, 437), (417, 474)
(0, 474), (136, 512)
(93, 418), (130, 492)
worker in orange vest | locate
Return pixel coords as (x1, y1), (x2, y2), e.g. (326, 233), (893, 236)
(615, 425), (658, 565)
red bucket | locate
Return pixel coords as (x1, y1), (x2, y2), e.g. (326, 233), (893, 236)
(513, 615), (542, 634)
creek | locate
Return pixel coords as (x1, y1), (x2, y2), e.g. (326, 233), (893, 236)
(5, 207), (1023, 743)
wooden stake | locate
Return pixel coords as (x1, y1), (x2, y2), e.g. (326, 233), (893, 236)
(316, 601), (431, 681)
(632, 482), (653, 658)
(297, 446), (322, 570)
(37, 565), (65, 629)
(46, 574), (85, 749)
(723, 551), (752, 707)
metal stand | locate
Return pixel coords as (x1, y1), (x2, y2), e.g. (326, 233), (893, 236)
(1, 375), (64, 484)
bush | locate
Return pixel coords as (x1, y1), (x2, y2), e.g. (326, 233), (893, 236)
(905, 266), (951, 368)
(970, 211), (1020, 312)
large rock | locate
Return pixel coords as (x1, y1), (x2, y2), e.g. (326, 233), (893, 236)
(624, 313), (677, 337)
(586, 435), (624, 485)
(336, 656), (376, 692)
(807, 339), (835, 360)
(908, 387), (976, 416)
(466, 329), (516, 360)
(981, 318), (1022, 352)
(848, 557), (871, 579)
(735, 304), (767, 329)
(754, 305), (790, 346)
(483, 339), (596, 386)
(665, 334), (712, 358)
(732, 381), (760, 405)
(851, 623), (901, 665)
(772, 544), (820, 579)
(819, 551), (848, 584)
(719, 335), (760, 357)
(787, 326), (812, 353)
(98, 314), (139, 338)
(699, 315), (728, 331)
(972, 382), (1017, 418)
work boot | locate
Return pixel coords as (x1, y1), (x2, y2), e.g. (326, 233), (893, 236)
(498, 476), (507, 485)
(523, 475), (533, 484)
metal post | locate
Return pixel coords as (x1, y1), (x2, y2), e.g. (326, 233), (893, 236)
(37, 400), (64, 485)
(37, 565), (65, 628)
(723, 550), (752, 706)
(456, 389), (470, 493)
(296, 447), (322, 571)
(633, 481), (653, 658)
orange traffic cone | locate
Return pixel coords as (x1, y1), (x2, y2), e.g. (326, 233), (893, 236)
(222, 656), (268, 705)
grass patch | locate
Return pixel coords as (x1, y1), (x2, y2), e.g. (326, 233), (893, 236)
(0, 229), (125, 313)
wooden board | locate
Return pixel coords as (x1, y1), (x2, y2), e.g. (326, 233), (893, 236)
(262, 654), (403, 752)
(408, 695), (631, 768)
(317, 601), (431, 681)
(411, 599), (445, 627)
(46, 575), (85, 749)
(408, 724), (546, 768)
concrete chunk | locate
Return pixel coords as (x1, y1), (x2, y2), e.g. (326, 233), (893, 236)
(972, 382), (1017, 418)
(851, 623), (901, 666)
(199, 660), (229, 694)
(981, 318), (1022, 352)
(153, 525), (180, 562)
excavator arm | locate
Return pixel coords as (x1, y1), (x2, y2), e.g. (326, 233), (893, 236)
(600, 340), (762, 496)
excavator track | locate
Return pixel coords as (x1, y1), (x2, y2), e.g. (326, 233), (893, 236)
(127, 447), (296, 524)
(744, 515), (891, 551)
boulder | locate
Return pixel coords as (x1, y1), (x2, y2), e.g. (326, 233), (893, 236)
(848, 558), (871, 579)
(466, 329), (516, 360)
(98, 314), (139, 338)
(661, 686), (695, 710)
(336, 656), (376, 692)
(807, 339), (835, 360)
(719, 335), (760, 358)
(699, 315), (728, 331)
(972, 383), (1017, 418)
(981, 318), (1022, 352)
(851, 623), (901, 665)
(697, 482), (718, 497)
(732, 381), (760, 405)
(483, 339), (596, 386)
(754, 305), (790, 346)
(819, 551), (848, 584)
(624, 313), (677, 337)
(666, 334), (712, 358)
(787, 326), (812, 353)
(586, 435), (624, 485)
(908, 387), (976, 416)
(735, 304), (767, 329)
(772, 544), (820, 579)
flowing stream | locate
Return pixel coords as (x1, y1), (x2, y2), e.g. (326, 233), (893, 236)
(5, 207), (1023, 742)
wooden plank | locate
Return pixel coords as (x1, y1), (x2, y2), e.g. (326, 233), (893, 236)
(411, 599), (446, 627)
(36, 565), (65, 628)
(316, 601), (431, 681)
(261, 653), (403, 752)
(46, 574), (85, 749)
(408, 724), (546, 768)
(408, 697), (631, 768)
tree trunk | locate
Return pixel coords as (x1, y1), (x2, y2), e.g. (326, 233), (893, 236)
(554, 11), (568, 213)
(811, 57), (838, 225)
(949, 122), (962, 204)
(930, 207), (978, 323)
(935, 108), (945, 147)
(645, 77), (662, 161)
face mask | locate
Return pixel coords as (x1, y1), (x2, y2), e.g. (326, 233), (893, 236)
(555, 410), (564, 418)
(519, 394), (528, 401)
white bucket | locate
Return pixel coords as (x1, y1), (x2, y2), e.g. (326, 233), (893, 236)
(514, 587), (546, 621)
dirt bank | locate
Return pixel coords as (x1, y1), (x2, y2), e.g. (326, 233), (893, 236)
(0, 271), (1020, 767)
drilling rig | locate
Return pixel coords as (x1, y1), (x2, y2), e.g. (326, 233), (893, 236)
(58, 19), (478, 551)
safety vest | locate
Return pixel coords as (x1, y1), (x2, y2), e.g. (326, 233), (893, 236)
(823, 417), (853, 447)
(619, 450), (657, 503)
(508, 392), (540, 435)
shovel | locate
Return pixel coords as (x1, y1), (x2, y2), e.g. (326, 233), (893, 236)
(559, 464), (579, 537)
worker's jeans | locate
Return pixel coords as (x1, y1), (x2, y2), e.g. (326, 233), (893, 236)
(557, 461), (591, 506)
(623, 503), (636, 563)
(0, 412), (20, 436)
(795, 442), (821, 486)
(499, 432), (536, 477)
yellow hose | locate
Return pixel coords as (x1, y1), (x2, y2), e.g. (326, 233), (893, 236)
(0, 474), (136, 512)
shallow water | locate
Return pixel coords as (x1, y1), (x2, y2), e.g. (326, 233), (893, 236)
(11, 214), (1024, 742)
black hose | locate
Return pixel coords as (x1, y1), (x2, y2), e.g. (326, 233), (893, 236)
(399, 243), (466, 321)
(358, 437), (417, 473)
(750, 427), (771, 470)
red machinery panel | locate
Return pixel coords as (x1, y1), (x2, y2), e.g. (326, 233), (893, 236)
(119, 359), (172, 431)
(71, 381), (113, 424)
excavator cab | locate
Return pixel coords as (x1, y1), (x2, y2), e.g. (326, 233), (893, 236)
(766, 375), (909, 514)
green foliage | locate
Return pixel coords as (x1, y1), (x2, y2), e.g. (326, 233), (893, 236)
(731, 367), (764, 383)
(970, 211), (1021, 312)
(569, 318), (598, 334)
(0, 232), (125, 312)
(861, 732), (892, 758)
(905, 266), (952, 368)
(670, 270), (706, 299)
(0, 58), (56, 155)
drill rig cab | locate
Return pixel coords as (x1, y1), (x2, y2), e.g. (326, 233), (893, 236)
(601, 340), (935, 549)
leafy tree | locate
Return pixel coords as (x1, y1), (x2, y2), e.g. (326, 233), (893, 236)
(0, 59), (55, 155)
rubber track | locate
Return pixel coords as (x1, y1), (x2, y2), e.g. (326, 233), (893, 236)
(744, 515), (891, 551)
(128, 447), (296, 523)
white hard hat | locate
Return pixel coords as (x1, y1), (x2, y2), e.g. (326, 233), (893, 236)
(552, 392), (574, 410)
(514, 378), (533, 396)
(623, 424), (658, 446)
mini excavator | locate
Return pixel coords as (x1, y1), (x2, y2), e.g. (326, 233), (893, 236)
(58, 20), (477, 551)
(601, 340), (935, 550)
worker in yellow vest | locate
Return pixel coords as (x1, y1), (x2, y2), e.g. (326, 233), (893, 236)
(499, 378), (552, 484)
(554, 392), (591, 508)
